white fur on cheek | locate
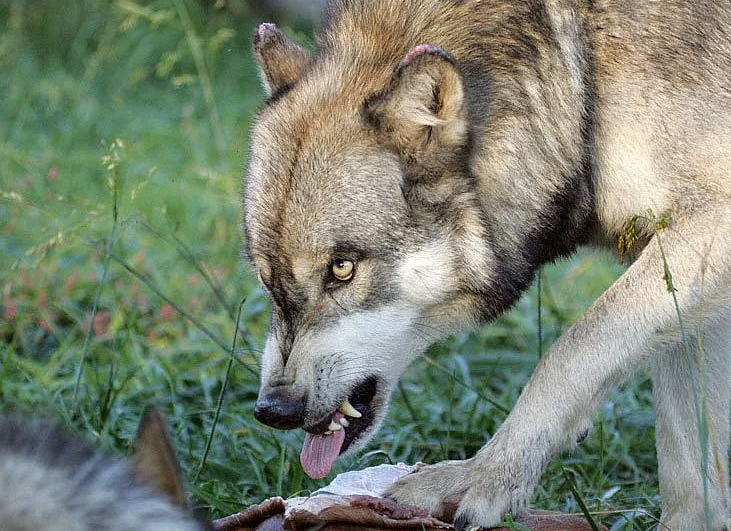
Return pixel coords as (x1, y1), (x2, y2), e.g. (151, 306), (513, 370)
(291, 304), (430, 389)
(397, 241), (456, 305)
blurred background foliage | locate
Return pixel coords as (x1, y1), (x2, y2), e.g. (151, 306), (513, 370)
(0, 1), (659, 528)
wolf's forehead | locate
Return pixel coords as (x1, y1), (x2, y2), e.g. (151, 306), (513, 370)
(246, 112), (363, 206)
(246, 132), (405, 248)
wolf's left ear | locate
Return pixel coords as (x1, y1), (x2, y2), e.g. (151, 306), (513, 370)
(364, 45), (467, 158)
(133, 408), (190, 510)
(253, 23), (312, 97)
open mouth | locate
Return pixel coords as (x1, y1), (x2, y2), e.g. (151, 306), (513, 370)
(299, 377), (378, 479)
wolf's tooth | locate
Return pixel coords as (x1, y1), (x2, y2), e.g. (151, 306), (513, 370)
(328, 420), (343, 431)
(324, 430), (333, 435)
(340, 417), (350, 427)
(339, 399), (362, 418)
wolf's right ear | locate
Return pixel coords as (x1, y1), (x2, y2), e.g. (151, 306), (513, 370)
(364, 45), (467, 160)
(253, 23), (311, 97)
(133, 408), (190, 510)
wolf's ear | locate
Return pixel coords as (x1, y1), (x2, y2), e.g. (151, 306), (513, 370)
(253, 23), (311, 97)
(364, 45), (467, 158)
(133, 408), (190, 510)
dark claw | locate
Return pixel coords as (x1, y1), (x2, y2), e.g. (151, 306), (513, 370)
(454, 514), (470, 531)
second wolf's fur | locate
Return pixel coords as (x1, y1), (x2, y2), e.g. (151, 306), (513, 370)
(0, 411), (206, 531)
(244, 0), (731, 529)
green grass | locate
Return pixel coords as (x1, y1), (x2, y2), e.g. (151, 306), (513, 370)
(0, 1), (660, 528)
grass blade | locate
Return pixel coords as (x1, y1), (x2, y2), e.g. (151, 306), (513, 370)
(561, 465), (601, 531)
(108, 252), (258, 377)
(195, 297), (246, 480)
(72, 140), (123, 405)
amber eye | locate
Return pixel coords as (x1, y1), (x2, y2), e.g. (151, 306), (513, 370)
(331, 259), (355, 281)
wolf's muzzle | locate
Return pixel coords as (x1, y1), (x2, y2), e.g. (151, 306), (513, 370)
(254, 387), (306, 429)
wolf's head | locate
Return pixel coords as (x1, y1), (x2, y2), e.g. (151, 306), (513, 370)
(244, 22), (497, 478)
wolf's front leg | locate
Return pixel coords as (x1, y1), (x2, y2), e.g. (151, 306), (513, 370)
(387, 299), (641, 527)
(386, 369), (586, 528)
(388, 207), (731, 528)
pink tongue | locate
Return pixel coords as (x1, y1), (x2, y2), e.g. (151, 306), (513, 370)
(300, 423), (346, 479)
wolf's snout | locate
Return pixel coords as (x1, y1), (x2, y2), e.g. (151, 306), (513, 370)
(254, 388), (306, 429)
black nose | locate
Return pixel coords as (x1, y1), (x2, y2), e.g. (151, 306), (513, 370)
(254, 389), (306, 429)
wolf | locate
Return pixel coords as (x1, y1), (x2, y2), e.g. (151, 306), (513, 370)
(0, 409), (207, 531)
(243, 0), (731, 528)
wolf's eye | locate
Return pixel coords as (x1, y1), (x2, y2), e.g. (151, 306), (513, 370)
(331, 259), (355, 281)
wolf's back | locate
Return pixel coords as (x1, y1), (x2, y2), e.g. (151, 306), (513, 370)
(0, 414), (205, 531)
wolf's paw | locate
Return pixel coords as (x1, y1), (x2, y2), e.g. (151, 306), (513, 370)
(386, 456), (534, 529)
(385, 460), (471, 519)
(451, 476), (530, 530)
